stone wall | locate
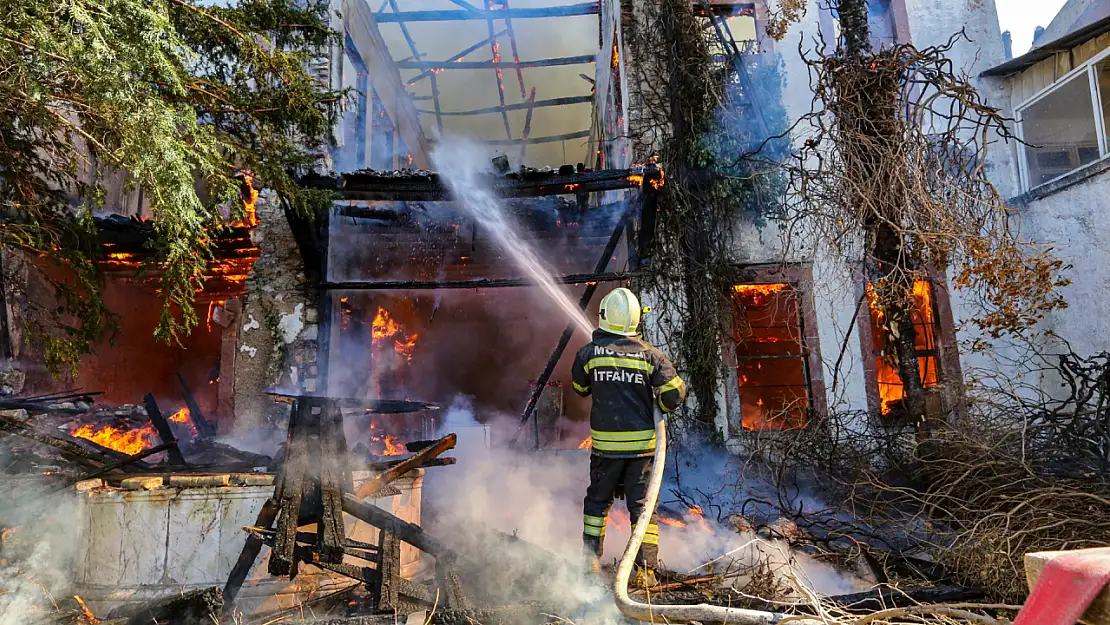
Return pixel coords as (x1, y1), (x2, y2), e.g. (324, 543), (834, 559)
(231, 191), (322, 433)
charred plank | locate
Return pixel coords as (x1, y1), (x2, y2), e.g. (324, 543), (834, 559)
(317, 401), (347, 564)
(341, 494), (453, 557)
(375, 529), (401, 612)
(142, 395), (187, 466)
(176, 373), (217, 438)
(223, 498), (280, 605)
(354, 434), (456, 498)
(269, 399), (313, 577)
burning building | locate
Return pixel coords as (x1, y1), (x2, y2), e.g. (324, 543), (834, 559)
(0, 0), (1065, 620)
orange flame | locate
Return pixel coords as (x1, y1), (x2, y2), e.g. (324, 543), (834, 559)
(206, 299), (226, 332)
(373, 433), (407, 456)
(372, 307), (419, 362)
(232, 171), (260, 228)
(578, 436), (592, 449)
(74, 595), (99, 624)
(660, 517), (687, 528)
(867, 280), (939, 415)
(733, 283), (789, 303)
(168, 407), (198, 438)
(372, 308), (402, 342)
(72, 422), (157, 455)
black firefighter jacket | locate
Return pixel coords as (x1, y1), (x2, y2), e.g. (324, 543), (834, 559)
(571, 329), (687, 458)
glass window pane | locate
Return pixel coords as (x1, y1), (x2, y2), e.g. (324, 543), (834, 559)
(1021, 73), (1100, 188)
(1098, 59), (1110, 151)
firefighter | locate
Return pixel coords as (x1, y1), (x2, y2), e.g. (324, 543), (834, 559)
(571, 287), (687, 587)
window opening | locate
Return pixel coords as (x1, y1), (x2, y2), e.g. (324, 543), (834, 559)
(731, 283), (811, 430)
(865, 279), (941, 417)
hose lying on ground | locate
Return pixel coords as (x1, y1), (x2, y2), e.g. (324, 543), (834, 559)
(611, 412), (825, 624)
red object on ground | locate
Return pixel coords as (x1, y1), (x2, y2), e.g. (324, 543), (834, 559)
(1013, 550), (1110, 625)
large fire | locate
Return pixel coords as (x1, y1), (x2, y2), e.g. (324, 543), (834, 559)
(867, 280), (940, 415)
(72, 422), (157, 456)
(71, 408), (198, 455)
(733, 282), (789, 302)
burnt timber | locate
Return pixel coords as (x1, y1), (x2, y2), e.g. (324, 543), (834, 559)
(297, 167), (653, 202)
(323, 271), (640, 290)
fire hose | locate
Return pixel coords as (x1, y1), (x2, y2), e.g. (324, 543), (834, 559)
(612, 412), (825, 624)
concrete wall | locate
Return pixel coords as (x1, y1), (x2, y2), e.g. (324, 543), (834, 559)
(232, 191), (321, 432)
(1015, 169), (1110, 359)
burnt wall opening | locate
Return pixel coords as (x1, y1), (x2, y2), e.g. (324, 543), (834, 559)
(324, 195), (631, 444)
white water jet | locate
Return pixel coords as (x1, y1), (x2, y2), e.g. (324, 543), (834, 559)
(431, 139), (595, 338)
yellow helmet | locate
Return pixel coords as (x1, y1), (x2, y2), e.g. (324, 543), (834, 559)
(599, 288), (641, 336)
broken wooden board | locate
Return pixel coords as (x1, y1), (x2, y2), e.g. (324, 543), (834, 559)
(142, 394), (186, 466)
(317, 401), (347, 564)
(269, 400), (311, 576)
(354, 434), (455, 498)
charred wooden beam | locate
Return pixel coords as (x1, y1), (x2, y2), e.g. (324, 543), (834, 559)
(297, 167), (641, 201)
(324, 271), (640, 291)
(437, 565), (471, 610)
(270, 399), (313, 577)
(375, 529), (402, 612)
(176, 373), (217, 438)
(0, 397), (87, 414)
(361, 456), (456, 472)
(636, 168), (663, 269)
(224, 498), (280, 605)
(316, 401), (347, 564)
(407, 31), (506, 86)
(374, 3), (598, 22)
(108, 586), (223, 625)
(243, 526), (379, 553)
(482, 130), (590, 146)
(308, 551), (377, 586)
(353, 434), (456, 498)
(341, 494), (454, 557)
(143, 395), (187, 466)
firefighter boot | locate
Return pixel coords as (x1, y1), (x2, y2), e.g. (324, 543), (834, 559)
(633, 566), (658, 589)
(583, 535), (603, 576)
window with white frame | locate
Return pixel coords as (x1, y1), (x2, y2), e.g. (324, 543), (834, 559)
(1018, 49), (1110, 191)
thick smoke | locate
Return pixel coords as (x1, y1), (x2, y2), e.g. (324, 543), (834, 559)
(424, 397), (871, 608)
(0, 488), (82, 625)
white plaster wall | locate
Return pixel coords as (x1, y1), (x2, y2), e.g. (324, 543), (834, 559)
(1020, 175), (1110, 358)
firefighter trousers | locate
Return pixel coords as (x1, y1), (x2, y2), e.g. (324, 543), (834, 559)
(582, 454), (659, 569)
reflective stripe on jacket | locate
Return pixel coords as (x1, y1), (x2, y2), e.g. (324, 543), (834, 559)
(571, 329), (687, 458)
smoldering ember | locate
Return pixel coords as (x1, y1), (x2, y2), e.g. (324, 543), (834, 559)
(6, 0), (1110, 624)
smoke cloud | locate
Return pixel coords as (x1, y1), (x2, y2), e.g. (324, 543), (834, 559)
(0, 487), (82, 625)
(423, 396), (870, 613)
